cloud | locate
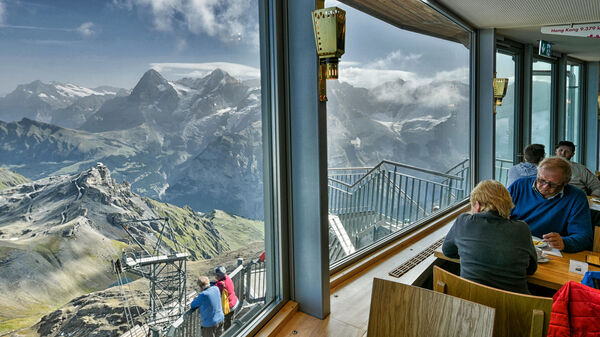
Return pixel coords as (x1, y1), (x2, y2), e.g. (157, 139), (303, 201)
(115, 0), (258, 44)
(150, 62), (260, 79)
(338, 67), (416, 89)
(0, 1), (5, 25)
(20, 39), (84, 45)
(0, 21), (98, 37)
(175, 37), (187, 52)
(366, 50), (422, 70)
(77, 22), (96, 37)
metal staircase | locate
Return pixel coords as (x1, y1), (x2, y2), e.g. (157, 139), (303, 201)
(328, 159), (470, 263)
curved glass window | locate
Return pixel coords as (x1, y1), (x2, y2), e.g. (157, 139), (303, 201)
(565, 62), (582, 162)
(0, 1), (274, 336)
(326, 1), (471, 266)
(531, 60), (554, 152)
(495, 51), (517, 185)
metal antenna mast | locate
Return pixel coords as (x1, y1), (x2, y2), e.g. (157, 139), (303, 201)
(113, 217), (189, 336)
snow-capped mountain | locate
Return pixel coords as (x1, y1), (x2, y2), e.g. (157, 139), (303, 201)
(0, 80), (126, 128)
(0, 68), (469, 220)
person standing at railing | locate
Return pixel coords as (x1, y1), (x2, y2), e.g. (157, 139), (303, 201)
(190, 276), (224, 337)
(215, 266), (239, 331)
(506, 144), (545, 187)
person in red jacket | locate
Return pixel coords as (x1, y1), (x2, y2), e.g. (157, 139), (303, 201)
(214, 266), (239, 331)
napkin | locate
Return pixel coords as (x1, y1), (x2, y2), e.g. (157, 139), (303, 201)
(541, 246), (562, 257)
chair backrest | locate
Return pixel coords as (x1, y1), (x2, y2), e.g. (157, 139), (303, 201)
(367, 277), (495, 337)
(593, 226), (600, 253)
(433, 266), (553, 337)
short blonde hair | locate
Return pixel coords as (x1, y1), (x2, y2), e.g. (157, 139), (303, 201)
(197, 276), (210, 289)
(538, 156), (572, 182)
(470, 180), (514, 219)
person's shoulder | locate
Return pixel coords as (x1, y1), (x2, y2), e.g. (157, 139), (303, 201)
(565, 184), (587, 199)
(508, 218), (530, 230)
(455, 212), (474, 223)
(511, 176), (535, 189)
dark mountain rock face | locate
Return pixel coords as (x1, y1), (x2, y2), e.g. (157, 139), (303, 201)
(82, 70), (180, 132)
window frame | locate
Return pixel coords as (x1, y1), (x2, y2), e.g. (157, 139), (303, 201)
(565, 58), (585, 162)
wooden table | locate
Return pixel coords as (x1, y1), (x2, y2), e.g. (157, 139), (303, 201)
(434, 247), (600, 290)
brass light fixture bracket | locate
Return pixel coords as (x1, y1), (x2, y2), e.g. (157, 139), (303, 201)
(493, 73), (509, 113)
(312, 4), (346, 101)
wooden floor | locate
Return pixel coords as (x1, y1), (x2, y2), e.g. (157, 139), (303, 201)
(257, 219), (456, 337)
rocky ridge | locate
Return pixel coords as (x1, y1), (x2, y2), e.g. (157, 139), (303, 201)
(0, 164), (264, 335)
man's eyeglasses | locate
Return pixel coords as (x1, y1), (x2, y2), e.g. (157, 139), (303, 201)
(535, 178), (562, 189)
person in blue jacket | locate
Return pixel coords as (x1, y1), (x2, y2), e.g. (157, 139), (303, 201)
(508, 156), (593, 253)
(190, 276), (224, 337)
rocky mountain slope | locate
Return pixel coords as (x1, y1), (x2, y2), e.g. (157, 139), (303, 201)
(0, 168), (29, 191)
(0, 164), (264, 335)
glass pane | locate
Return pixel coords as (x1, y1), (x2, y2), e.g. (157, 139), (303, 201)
(531, 60), (553, 153)
(495, 52), (516, 186)
(566, 63), (582, 162)
(0, 1), (269, 335)
(326, 2), (471, 265)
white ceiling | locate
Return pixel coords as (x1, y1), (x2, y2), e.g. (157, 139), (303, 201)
(436, 0), (600, 61)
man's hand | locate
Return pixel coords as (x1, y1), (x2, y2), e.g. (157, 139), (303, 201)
(543, 232), (565, 250)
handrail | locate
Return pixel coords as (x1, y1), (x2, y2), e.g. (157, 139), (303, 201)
(444, 158), (469, 174)
(329, 160), (462, 189)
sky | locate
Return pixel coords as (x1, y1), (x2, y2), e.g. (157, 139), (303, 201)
(0, 0), (261, 95)
(329, 0), (470, 89)
(0, 0), (470, 96)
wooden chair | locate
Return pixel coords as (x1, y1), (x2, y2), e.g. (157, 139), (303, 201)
(593, 226), (600, 253)
(433, 266), (553, 337)
(367, 277), (495, 337)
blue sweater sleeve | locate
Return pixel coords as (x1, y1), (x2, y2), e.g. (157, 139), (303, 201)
(190, 293), (203, 310)
(562, 193), (593, 253)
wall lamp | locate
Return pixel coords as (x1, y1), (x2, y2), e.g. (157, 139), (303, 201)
(312, 3), (346, 101)
(493, 74), (509, 112)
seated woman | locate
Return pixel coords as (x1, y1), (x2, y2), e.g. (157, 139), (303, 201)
(442, 180), (537, 294)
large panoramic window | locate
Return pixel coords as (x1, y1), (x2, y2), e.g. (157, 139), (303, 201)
(495, 51), (517, 186)
(326, 1), (471, 266)
(531, 59), (554, 152)
(566, 62), (582, 162)
(0, 1), (272, 336)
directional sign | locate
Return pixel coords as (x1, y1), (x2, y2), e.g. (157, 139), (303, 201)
(541, 23), (600, 38)
(538, 40), (552, 58)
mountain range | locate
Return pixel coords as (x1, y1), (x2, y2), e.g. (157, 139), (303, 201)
(0, 68), (470, 220)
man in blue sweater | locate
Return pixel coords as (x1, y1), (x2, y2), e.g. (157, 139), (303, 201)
(508, 156), (593, 253)
(190, 276), (224, 337)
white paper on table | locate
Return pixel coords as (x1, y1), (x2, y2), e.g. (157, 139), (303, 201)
(590, 203), (600, 211)
(569, 260), (588, 275)
(541, 246), (563, 257)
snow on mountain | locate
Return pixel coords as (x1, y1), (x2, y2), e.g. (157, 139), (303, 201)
(0, 80), (125, 128)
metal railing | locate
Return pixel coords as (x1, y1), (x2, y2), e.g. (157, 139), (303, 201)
(328, 159), (470, 263)
(495, 158), (513, 186)
(165, 257), (266, 337)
